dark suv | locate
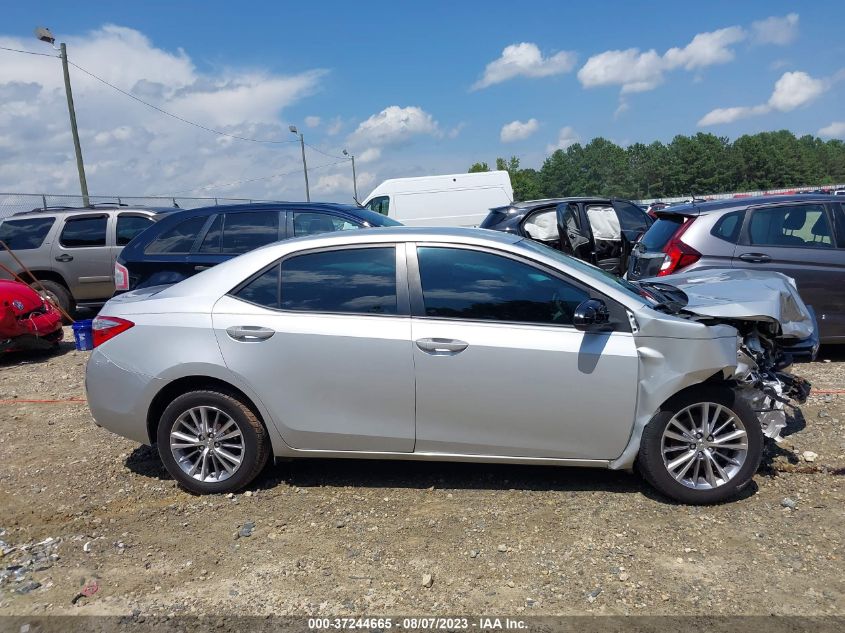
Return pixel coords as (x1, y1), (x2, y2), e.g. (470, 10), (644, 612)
(115, 202), (401, 293)
(626, 194), (845, 343)
(480, 197), (652, 275)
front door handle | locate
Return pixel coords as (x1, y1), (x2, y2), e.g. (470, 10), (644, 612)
(738, 252), (772, 264)
(55, 254), (73, 262)
(194, 265), (212, 272)
(226, 326), (275, 342)
(415, 338), (469, 354)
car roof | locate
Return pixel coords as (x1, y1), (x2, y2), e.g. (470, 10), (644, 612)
(10, 205), (179, 218)
(655, 193), (835, 216)
(182, 201), (371, 215)
(492, 197), (635, 214)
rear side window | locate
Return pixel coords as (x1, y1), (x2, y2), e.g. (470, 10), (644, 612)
(235, 264), (280, 308)
(280, 247), (397, 314)
(198, 214), (223, 253)
(0, 217), (54, 250)
(117, 215), (154, 246)
(417, 247), (588, 325)
(614, 201), (650, 232)
(221, 211), (280, 254)
(748, 204), (832, 248)
(145, 215), (207, 254)
(710, 211), (744, 244)
(640, 216), (684, 251)
(60, 215), (107, 248)
(834, 205), (845, 248)
(293, 212), (359, 237)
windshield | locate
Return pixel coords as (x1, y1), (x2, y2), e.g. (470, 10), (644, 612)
(519, 238), (658, 305)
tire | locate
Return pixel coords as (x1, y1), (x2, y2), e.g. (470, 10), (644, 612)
(33, 280), (74, 320)
(156, 390), (270, 494)
(638, 385), (763, 505)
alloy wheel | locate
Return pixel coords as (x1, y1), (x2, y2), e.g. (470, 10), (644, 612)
(660, 402), (749, 490)
(169, 406), (244, 483)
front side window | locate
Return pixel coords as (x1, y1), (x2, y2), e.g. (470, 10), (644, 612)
(293, 212), (359, 237)
(59, 215), (107, 248)
(366, 196), (389, 216)
(417, 247), (588, 325)
(748, 204), (832, 248)
(280, 247), (397, 314)
(221, 211), (280, 254)
(116, 215), (154, 246)
(0, 217), (55, 250)
(145, 215), (207, 254)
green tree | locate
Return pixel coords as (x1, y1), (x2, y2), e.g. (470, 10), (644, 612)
(468, 162), (490, 173)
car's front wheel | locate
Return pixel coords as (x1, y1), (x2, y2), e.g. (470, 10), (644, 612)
(638, 386), (763, 504)
(157, 390), (270, 494)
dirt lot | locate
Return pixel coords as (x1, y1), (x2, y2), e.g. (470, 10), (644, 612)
(0, 327), (844, 616)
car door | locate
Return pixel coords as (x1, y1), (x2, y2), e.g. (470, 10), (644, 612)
(612, 200), (652, 273)
(51, 213), (112, 300)
(212, 244), (415, 452)
(556, 203), (593, 262)
(732, 202), (845, 341)
(408, 243), (639, 460)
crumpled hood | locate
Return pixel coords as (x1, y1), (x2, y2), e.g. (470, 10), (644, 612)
(658, 269), (815, 340)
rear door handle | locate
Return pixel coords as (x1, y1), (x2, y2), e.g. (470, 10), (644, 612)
(226, 326), (275, 342)
(55, 254), (73, 262)
(738, 253), (772, 264)
(415, 338), (469, 354)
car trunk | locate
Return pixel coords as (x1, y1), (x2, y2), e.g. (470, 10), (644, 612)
(627, 211), (698, 280)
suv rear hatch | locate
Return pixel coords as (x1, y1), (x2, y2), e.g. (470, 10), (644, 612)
(627, 210), (700, 280)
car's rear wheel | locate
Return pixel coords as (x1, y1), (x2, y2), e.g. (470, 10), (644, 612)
(638, 386), (763, 505)
(34, 280), (74, 320)
(157, 390), (270, 494)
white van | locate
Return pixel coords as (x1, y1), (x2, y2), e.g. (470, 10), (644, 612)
(361, 171), (514, 227)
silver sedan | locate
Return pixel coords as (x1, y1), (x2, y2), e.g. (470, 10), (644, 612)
(85, 227), (815, 504)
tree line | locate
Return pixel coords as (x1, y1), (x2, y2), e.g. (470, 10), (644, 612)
(469, 130), (845, 202)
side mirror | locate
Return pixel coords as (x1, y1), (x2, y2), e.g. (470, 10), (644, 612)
(573, 298), (611, 332)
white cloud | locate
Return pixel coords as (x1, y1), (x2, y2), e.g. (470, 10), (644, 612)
(752, 13), (799, 45)
(818, 122), (845, 138)
(500, 118), (539, 143)
(698, 70), (830, 126)
(767, 71), (827, 111)
(472, 43), (576, 90)
(0, 24), (328, 199)
(546, 126), (580, 153)
(325, 116), (343, 136)
(349, 106), (440, 146)
(358, 148), (382, 163)
(304, 115), (321, 128)
(663, 26), (746, 70)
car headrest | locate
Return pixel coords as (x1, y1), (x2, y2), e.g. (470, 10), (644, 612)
(811, 215), (830, 238)
(783, 208), (806, 230)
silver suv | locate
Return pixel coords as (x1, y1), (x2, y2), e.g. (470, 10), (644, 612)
(0, 205), (178, 314)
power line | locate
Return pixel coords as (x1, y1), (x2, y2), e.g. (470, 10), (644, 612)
(304, 141), (348, 160)
(0, 45), (59, 58)
(66, 60), (300, 145)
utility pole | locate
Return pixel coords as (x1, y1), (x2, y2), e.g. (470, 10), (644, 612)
(289, 125), (310, 201)
(36, 28), (89, 206)
(343, 149), (358, 201)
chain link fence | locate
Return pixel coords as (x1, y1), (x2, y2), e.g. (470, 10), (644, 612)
(0, 193), (282, 220)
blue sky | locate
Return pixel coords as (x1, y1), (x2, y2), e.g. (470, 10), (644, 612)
(1, 1), (843, 201)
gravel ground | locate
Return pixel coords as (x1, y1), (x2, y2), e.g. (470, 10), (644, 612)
(0, 327), (843, 616)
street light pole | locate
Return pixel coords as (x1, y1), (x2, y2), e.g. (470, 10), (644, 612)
(289, 125), (310, 201)
(59, 42), (90, 207)
(343, 149), (358, 201)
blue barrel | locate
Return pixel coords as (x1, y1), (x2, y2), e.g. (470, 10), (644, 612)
(72, 319), (94, 351)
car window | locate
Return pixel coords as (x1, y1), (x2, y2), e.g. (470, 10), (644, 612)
(198, 214), (223, 253)
(711, 211), (744, 244)
(280, 247), (397, 315)
(59, 215), (107, 248)
(221, 211), (280, 254)
(748, 204), (832, 248)
(145, 215), (207, 254)
(293, 212), (360, 237)
(0, 217), (55, 250)
(116, 215), (154, 246)
(522, 210), (558, 241)
(234, 263), (280, 308)
(417, 247), (588, 325)
(366, 196), (389, 216)
(614, 201), (650, 232)
(833, 204), (845, 249)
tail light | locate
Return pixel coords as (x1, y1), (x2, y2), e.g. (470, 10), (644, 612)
(657, 217), (700, 276)
(114, 262), (129, 291)
(92, 316), (134, 347)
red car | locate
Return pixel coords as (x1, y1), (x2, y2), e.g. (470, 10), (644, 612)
(0, 280), (63, 353)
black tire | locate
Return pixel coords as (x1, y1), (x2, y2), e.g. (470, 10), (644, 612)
(638, 385), (763, 505)
(33, 280), (74, 320)
(156, 390), (270, 494)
